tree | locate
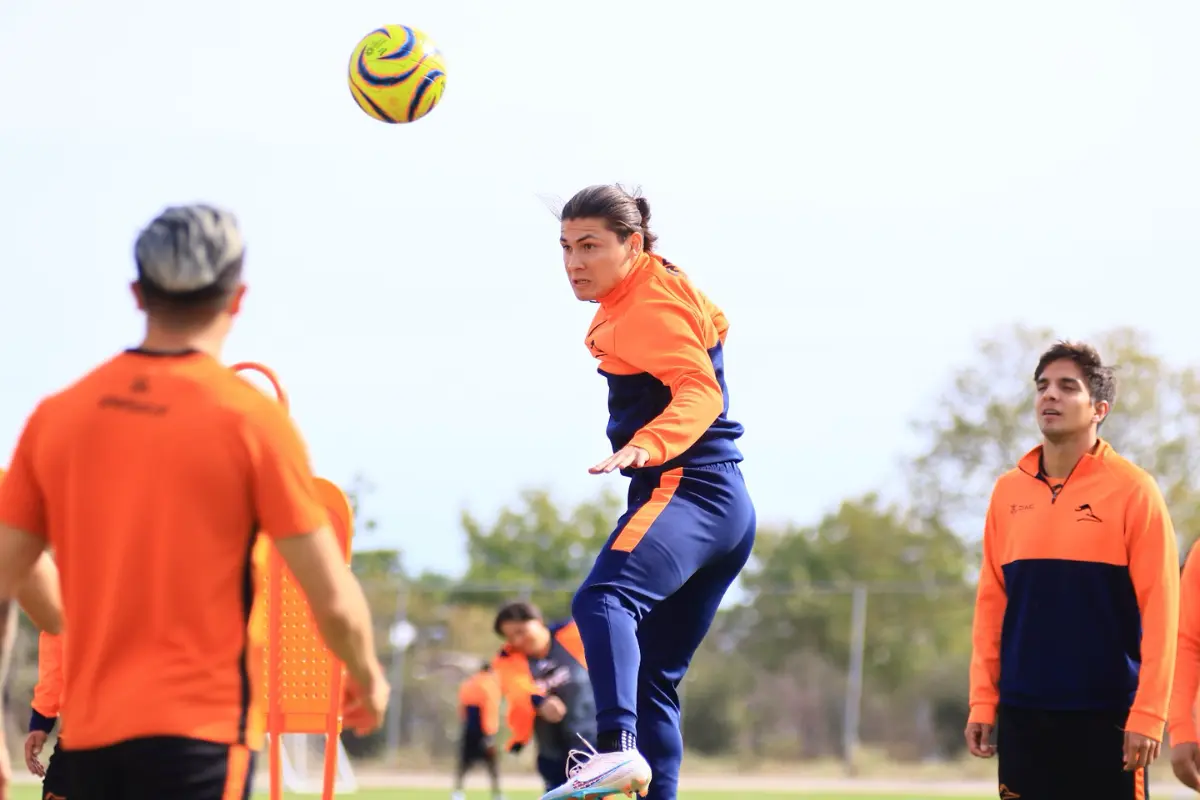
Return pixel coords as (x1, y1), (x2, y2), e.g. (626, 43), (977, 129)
(679, 607), (760, 759)
(727, 496), (973, 760)
(908, 324), (1200, 549)
(457, 488), (623, 616)
(742, 495), (973, 692)
(345, 473), (380, 543)
(343, 476), (405, 657)
(340, 476), (404, 757)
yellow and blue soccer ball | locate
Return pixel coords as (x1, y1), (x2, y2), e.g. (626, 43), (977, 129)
(348, 25), (447, 124)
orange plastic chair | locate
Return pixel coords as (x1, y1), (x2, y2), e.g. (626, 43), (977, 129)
(233, 362), (353, 800)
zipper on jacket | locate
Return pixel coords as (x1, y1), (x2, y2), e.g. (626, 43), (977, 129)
(1035, 453), (1080, 505)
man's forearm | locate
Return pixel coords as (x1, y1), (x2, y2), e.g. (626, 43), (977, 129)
(314, 577), (381, 689)
(17, 553), (62, 634)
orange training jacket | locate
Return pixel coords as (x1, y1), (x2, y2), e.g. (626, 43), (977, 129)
(968, 440), (1179, 740)
(30, 631), (64, 734)
(1169, 540), (1200, 743)
(491, 620), (587, 748)
(585, 251), (744, 473)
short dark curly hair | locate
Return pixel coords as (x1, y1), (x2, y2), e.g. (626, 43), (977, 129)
(1034, 340), (1116, 408)
(492, 600), (543, 636)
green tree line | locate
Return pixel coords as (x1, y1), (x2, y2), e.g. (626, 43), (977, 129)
(7, 324), (1199, 768)
(334, 324), (1200, 765)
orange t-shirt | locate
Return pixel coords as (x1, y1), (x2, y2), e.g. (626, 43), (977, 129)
(457, 671), (501, 737)
(0, 349), (329, 751)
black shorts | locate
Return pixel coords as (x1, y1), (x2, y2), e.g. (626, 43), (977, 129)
(41, 738), (72, 800)
(68, 736), (256, 800)
(537, 754), (568, 792)
(997, 704), (1148, 800)
(460, 735), (496, 767)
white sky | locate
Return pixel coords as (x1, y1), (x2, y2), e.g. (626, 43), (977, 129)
(1, 0), (1197, 576)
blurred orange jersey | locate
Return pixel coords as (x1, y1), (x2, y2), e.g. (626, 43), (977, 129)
(0, 349), (328, 751)
(457, 671), (500, 737)
(492, 620), (590, 749)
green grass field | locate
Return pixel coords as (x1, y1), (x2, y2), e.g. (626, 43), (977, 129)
(5, 788), (985, 800)
(395, 795), (982, 800)
(329, 794), (983, 800)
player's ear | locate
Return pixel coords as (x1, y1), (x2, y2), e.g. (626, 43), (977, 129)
(130, 281), (147, 312)
(1093, 400), (1110, 425)
(627, 231), (643, 257)
(227, 284), (248, 316)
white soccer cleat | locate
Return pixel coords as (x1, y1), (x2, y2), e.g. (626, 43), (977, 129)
(539, 735), (652, 800)
(451, 792), (465, 800)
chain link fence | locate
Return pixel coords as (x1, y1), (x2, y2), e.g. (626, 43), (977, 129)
(1, 579), (982, 774)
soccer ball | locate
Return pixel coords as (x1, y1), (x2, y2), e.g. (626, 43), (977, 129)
(347, 25), (447, 124)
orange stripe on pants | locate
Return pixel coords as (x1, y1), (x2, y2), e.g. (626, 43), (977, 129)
(222, 744), (253, 800)
(1134, 766), (1145, 800)
(611, 468), (683, 553)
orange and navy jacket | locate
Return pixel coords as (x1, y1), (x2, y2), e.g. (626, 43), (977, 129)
(586, 252), (743, 473)
(458, 670), (501, 740)
(491, 619), (591, 751)
(30, 631), (64, 735)
(1169, 540), (1200, 744)
(968, 440), (1179, 740)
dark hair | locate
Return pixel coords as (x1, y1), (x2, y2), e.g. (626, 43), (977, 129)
(492, 600), (543, 636)
(1034, 340), (1117, 408)
(560, 184), (658, 253)
(137, 258), (243, 324)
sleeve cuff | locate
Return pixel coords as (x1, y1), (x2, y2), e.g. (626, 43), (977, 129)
(967, 703), (997, 726)
(1126, 709), (1166, 742)
(1169, 720), (1198, 746)
(29, 710), (56, 734)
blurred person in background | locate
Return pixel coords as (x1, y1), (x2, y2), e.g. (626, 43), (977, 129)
(1168, 540), (1200, 791)
(491, 601), (597, 794)
(0, 467), (62, 800)
(452, 660), (503, 800)
(26, 630), (70, 800)
(0, 594), (14, 800)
